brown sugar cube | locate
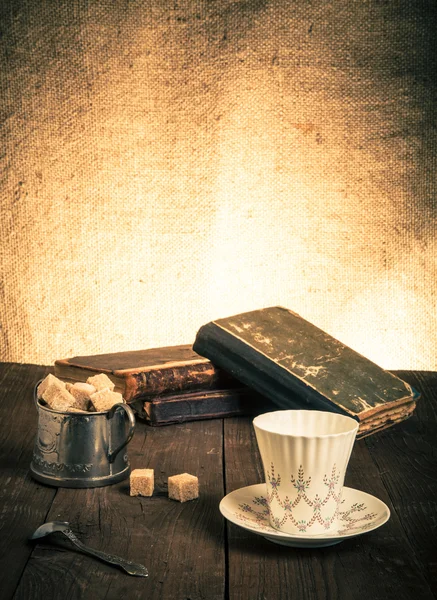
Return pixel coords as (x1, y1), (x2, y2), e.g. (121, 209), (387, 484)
(130, 469), (154, 497)
(168, 473), (199, 503)
(69, 382), (96, 411)
(37, 373), (65, 399)
(74, 382), (96, 395)
(42, 384), (76, 412)
(86, 373), (115, 392)
(90, 388), (124, 412)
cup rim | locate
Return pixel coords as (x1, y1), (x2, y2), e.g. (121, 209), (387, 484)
(253, 409), (359, 438)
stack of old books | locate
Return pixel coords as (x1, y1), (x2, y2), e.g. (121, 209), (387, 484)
(55, 306), (419, 438)
(54, 344), (271, 425)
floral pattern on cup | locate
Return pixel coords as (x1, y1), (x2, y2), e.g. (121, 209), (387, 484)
(265, 463), (344, 532)
(237, 490), (378, 536)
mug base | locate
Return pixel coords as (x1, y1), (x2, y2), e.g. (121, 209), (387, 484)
(29, 463), (131, 488)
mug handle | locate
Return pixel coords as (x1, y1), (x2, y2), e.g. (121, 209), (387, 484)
(107, 403), (136, 463)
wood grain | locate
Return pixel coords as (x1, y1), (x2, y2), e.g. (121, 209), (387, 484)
(224, 416), (436, 600)
(14, 418), (225, 600)
(0, 363), (56, 599)
(0, 364), (436, 600)
(365, 371), (437, 597)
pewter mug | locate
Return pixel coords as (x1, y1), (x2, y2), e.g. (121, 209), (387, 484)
(30, 380), (136, 488)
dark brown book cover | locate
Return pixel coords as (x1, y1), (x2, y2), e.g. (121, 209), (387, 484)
(131, 388), (273, 426)
(54, 344), (240, 403)
(193, 306), (419, 436)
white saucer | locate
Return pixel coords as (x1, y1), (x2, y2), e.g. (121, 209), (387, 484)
(219, 484), (390, 548)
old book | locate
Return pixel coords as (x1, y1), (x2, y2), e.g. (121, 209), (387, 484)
(131, 388), (273, 426)
(54, 345), (240, 404)
(193, 306), (419, 438)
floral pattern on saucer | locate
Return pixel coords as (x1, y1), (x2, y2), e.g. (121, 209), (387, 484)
(219, 484), (390, 548)
(238, 494), (377, 536)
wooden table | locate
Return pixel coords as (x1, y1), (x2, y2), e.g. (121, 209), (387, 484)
(1, 363), (436, 600)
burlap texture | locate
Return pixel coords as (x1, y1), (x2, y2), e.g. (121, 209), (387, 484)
(1, 0), (436, 368)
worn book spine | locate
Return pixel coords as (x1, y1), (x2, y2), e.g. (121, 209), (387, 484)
(123, 363), (238, 403)
(132, 387), (274, 426)
(194, 329), (344, 414)
(54, 354), (239, 403)
(131, 388), (259, 425)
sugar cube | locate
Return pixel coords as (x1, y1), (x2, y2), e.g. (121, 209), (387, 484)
(90, 388), (124, 412)
(168, 473), (199, 503)
(37, 373), (65, 399)
(130, 469), (154, 497)
(86, 373), (115, 392)
(42, 384), (76, 412)
(69, 382), (96, 411)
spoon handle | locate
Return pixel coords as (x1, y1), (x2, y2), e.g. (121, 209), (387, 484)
(61, 528), (148, 577)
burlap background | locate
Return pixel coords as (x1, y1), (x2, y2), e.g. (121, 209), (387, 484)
(1, 0), (436, 368)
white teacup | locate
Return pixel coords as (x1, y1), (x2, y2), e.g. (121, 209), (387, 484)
(253, 410), (358, 535)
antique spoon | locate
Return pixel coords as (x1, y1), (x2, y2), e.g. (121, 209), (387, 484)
(30, 521), (148, 577)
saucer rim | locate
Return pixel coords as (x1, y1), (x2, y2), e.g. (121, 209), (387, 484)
(219, 483), (390, 541)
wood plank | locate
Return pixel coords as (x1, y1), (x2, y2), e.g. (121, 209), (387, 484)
(224, 415), (436, 600)
(365, 371), (437, 596)
(0, 363), (57, 600)
(14, 418), (225, 600)
(1, 364), (436, 599)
